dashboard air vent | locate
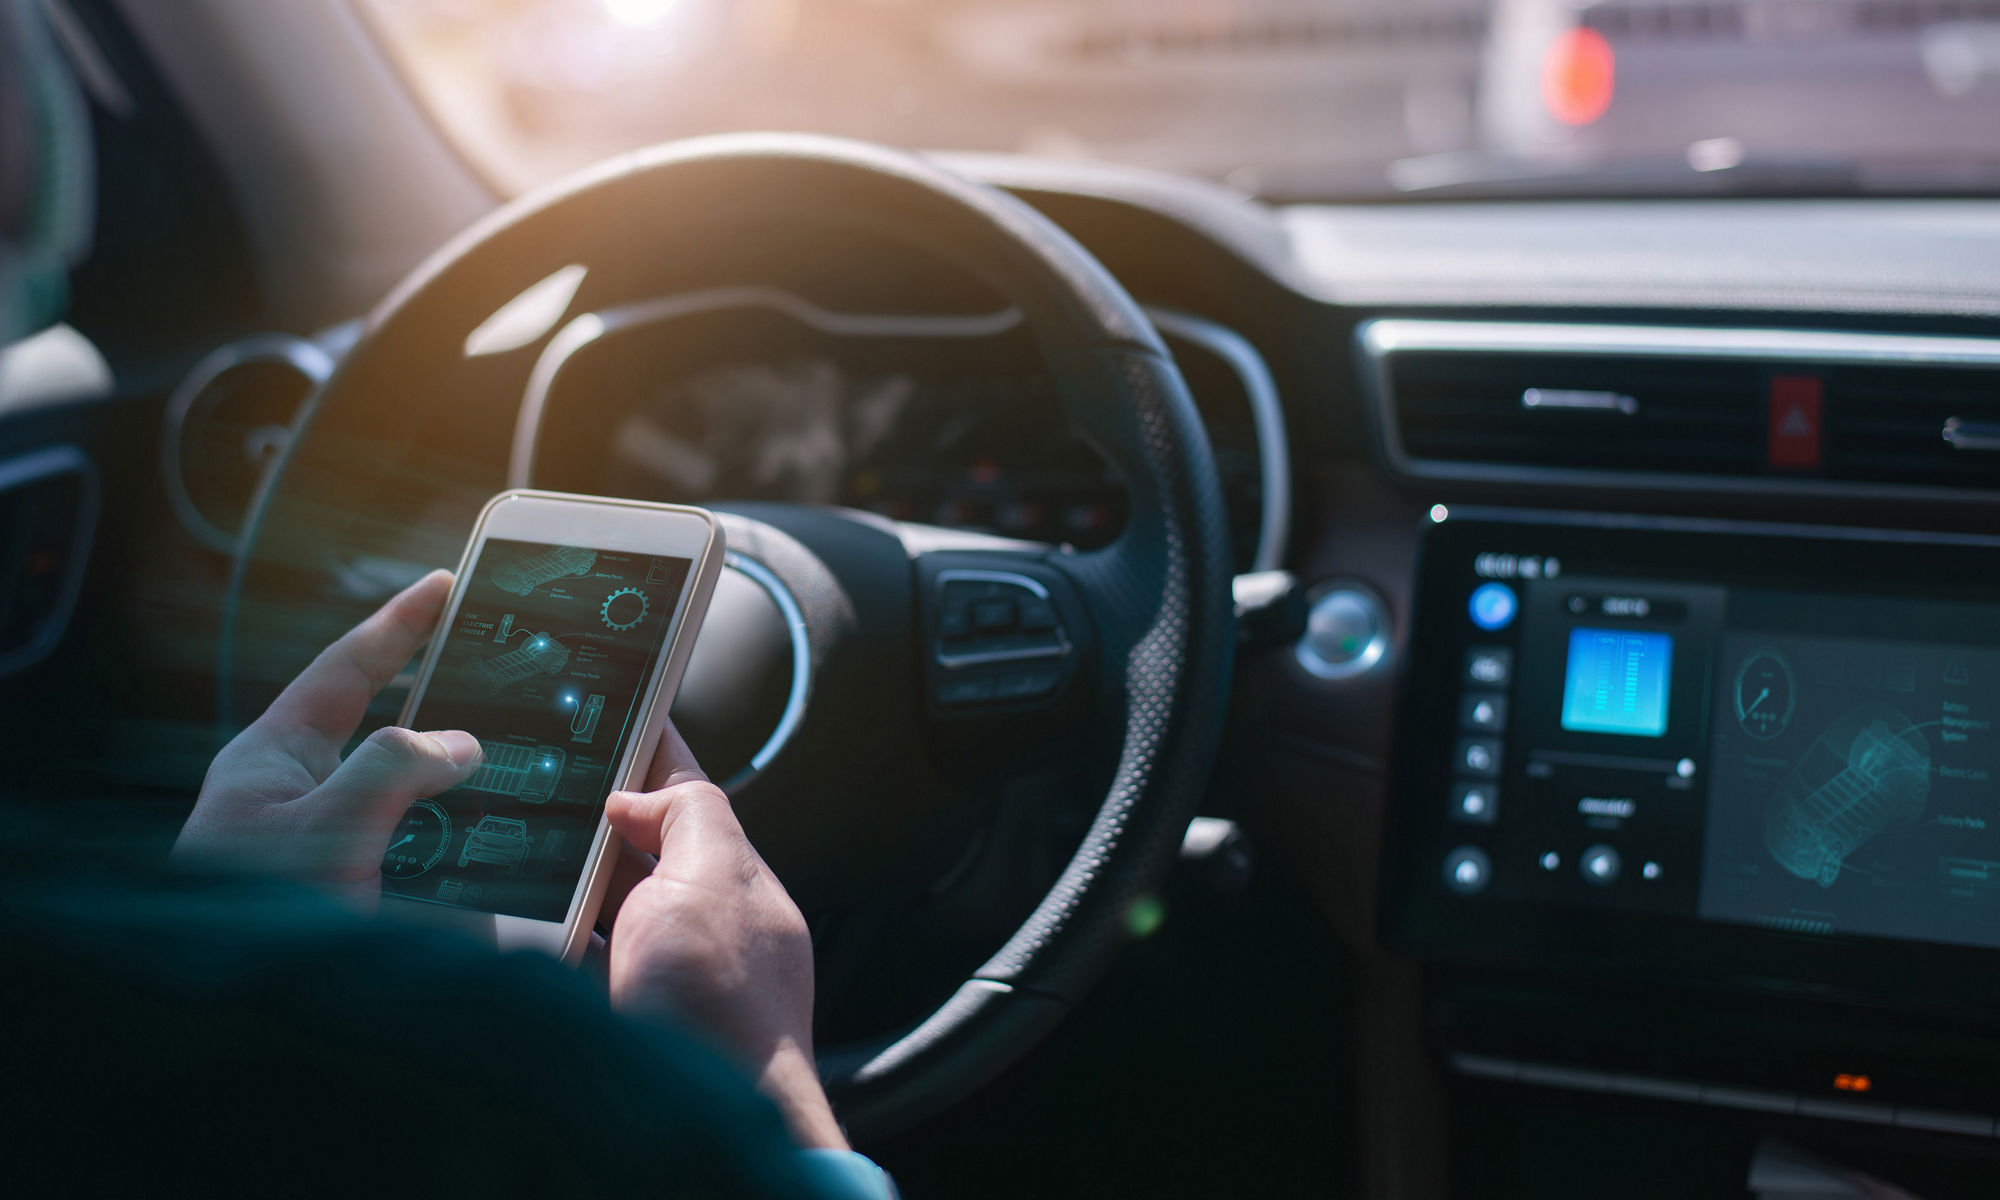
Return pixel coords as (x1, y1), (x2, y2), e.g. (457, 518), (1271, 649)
(1359, 320), (2000, 496)
(163, 334), (334, 553)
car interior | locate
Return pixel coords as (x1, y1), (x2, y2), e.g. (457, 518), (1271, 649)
(13, 1), (2000, 1196)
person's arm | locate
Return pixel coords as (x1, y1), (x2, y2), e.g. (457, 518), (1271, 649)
(175, 570), (873, 1179)
(597, 722), (848, 1150)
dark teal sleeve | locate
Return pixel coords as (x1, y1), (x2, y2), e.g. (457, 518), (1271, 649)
(0, 866), (847, 1199)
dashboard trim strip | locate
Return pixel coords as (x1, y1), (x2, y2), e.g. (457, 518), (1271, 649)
(1145, 308), (1292, 572)
(1436, 502), (2000, 550)
(1356, 318), (2000, 504)
(1450, 1054), (2000, 1137)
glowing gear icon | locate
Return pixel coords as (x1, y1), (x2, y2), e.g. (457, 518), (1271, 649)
(600, 586), (649, 632)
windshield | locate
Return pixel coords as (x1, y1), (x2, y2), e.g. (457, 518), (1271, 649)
(358, 0), (2000, 201)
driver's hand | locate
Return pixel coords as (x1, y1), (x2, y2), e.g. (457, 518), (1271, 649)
(602, 723), (848, 1151)
(174, 570), (483, 907)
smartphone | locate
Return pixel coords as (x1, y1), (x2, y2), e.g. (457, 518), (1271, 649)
(379, 489), (725, 962)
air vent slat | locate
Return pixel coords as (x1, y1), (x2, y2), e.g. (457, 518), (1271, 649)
(1361, 320), (2000, 495)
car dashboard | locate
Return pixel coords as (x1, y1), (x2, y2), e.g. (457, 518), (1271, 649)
(17, 156), (2000, 1195)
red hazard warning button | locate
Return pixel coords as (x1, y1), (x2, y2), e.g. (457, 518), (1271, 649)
(1768, 374), (1823, 470)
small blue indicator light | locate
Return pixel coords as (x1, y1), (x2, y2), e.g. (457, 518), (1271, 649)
(1469, 582), (1518, 631)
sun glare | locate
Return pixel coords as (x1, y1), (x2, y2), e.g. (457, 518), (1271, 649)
(601, 0), (681, 30)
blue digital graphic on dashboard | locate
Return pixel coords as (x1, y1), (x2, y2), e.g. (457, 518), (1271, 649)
(381, 537), (691, 922)
(1561, 628), (1673, 738)
(1404, 518), (2000, 972)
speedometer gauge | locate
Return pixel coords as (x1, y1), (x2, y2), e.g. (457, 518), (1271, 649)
(382, 799), (453, 878)
(1732, 648), (1796, 740)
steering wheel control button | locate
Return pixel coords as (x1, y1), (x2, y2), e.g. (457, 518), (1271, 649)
(1443, 846), (1492, 896)
(939, 607), (972, 640)
(1461, 694), (1508, 732)
(937, 675), (998, 706)
(1581, 844), (1622, 886)
(1295, 586), (1388, 680)
(1017, 597), (1058, 632)
(1466, 647), (1513, 687)
(992, 668), (1062, 700)
(1451, 782), (1498, 826)
(971, 598), (1016, 633)
(1457, 737), (1502, 778)
(929, 569), (1075, 710)
(1468, 582), (1519, 631)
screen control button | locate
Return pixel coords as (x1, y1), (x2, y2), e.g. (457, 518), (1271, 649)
(1465, 647), (1513, 687)
(1443, 846), (1492, 895)
(1451, 782), (1498, 825)
(1461, 693), (1508, 731)
(1581, 844), (1622, 886)
(1457, 737), (1502, 778)
(1469, 582), (1519, 631)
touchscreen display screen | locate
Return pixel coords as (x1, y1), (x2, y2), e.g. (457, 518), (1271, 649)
(1699, 605), (2000, 948)
(1404, 518), (2000, 960)
(381, 537), (691, 921)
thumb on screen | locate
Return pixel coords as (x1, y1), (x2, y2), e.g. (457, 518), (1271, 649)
(306, 727), (483, 869)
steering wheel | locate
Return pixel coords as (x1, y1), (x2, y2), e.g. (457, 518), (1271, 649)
(224, 134), (1234, 1139)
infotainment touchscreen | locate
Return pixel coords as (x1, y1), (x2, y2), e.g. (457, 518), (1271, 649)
(1389, 511), (2000, 967)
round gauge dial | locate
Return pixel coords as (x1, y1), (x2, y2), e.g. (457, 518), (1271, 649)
(382, 799), (452, 879)
(1733, 648), (1796, 740)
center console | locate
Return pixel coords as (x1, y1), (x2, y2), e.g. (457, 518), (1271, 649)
(1386, 508), (2000, 1129)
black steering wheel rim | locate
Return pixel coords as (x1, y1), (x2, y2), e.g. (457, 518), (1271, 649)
(224, 133), (1236, 1140)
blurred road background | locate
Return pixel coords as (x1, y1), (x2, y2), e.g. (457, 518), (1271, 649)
(356, 0), (2000, 198)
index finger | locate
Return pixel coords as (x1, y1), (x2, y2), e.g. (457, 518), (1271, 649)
(260, 569), (455, 748)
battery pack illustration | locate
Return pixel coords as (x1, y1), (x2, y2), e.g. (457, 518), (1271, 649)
(461, 741), (566, 804)
(473, 633), (569, 693)
(490, 545), (597, 596)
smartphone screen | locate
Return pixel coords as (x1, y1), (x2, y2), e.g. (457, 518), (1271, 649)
(382, 537), (693, 920)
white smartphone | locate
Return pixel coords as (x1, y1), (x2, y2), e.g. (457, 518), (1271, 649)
(379, 489), (725, 963)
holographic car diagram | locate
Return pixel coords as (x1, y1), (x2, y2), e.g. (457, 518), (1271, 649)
(490, 544), (597, 596)
(471, 632), (570, 694)
(1764, 704), (1931, 888)
(457, 815), (533, 870)
(460, 741), (565, 803)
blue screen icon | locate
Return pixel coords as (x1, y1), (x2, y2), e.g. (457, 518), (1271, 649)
(1561, 628), (1673, 737)
(1468, 582), (1518, 631)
